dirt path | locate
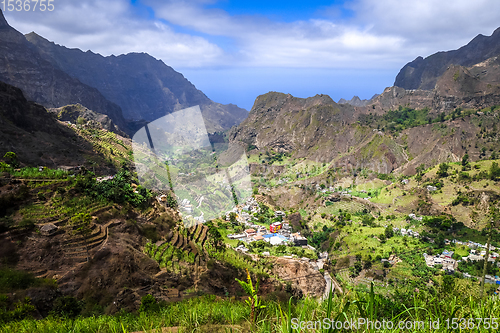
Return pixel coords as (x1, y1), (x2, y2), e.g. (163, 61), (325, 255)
(321, 272), (333, 301)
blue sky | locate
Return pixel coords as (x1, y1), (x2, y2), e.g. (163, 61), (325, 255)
(4, 0), (500, 110)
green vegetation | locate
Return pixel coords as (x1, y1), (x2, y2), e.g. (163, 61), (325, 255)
(75, 169), (152, 208)
(235, 269), (266, 324)
(2, 278), (500, 332)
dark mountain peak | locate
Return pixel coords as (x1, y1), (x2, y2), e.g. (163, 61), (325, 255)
(0, 9), (9, 29)
(25, 31), (43, 39)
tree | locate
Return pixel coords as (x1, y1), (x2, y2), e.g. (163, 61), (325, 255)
(51, 296), (82, 318)
(416, 164), (426, 175)
(480, 207), (498, 298)
(379, 234), (386, 243)
(3, 152), (19, 168)
(490, 162), (500, 180)
(166, 192), (177, 209)
(415, 173), (423, 183)
(461, 153), (469, 166)
(439, 112), (446, 122)
(435, 233), (445, 248)
(138, 294), (160, 313)
(437, 163), (450, 178)
(276, 244), (286, 253)
(385, 225), (394, 239)
(206, 222), (225, 252)
(229, 212), (238, 223)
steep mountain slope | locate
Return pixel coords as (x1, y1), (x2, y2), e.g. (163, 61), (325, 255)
(25, 32), (248, 132)
(228, 92), (407, 172)
(0, 80), (137, 173)
(0, 10), (128, 133)
(394, 27), (500, 90)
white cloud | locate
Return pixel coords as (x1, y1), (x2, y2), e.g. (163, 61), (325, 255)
(3, 0), (500, 69)
(348, 0), (500, 54)
(3, 0), (224, 67)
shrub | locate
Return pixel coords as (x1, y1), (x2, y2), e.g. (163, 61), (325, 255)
(0, 269), (37, 292)
(437, 163), (450, 177)
(139, 294), (160, 313)
(51, 296), (82, 318)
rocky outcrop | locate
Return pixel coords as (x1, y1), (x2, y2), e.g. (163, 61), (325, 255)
(229, 92), (408, 171)
(48, 104), (127, 137)
(0, 81), (100, 167)
(272, 257), (326, 297)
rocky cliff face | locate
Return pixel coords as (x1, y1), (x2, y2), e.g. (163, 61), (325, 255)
(25, 32), (248, 133)
(0, 10), (128, 133)
(394, 27), (500, 90)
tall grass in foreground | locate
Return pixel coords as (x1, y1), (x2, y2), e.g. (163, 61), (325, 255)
(1, 286), (499, 332)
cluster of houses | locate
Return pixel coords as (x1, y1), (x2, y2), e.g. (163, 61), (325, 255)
(178, 198), (194, 214)
(462, 248), (499, 262)
(96, 175), (114, 182)
(423, 240), (500, 284)
(229, 220), (309, 247)
(392, 226), (420, 238)
(423, 250), (457, 273)
(156, 195), (195, 214)
(225, 197), (261, 223)
(226, 197), (310, 248)
(408, 213), (423, 221)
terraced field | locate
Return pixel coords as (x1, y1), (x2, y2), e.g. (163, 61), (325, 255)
(144, 223), (210, 270)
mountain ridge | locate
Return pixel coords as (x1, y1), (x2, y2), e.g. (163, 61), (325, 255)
(24, 31), (248, 133)
(0, 9), (129, 133)
(395, 26), (500, 90)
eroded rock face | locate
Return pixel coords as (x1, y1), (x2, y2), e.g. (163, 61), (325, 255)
(272, 257), (326, 297)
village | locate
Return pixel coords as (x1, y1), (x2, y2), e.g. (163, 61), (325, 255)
(423, 239), (500, 285)
(224, 197), (310, 248)
(157, 193), (500, 287)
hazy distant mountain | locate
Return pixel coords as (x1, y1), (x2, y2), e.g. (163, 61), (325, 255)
(338, 95), (379, 107)
(394, 27), (500, 90)
(25, 32), (248, 133)
(0, 9), (128, 132)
